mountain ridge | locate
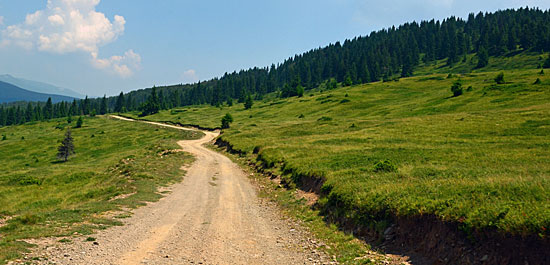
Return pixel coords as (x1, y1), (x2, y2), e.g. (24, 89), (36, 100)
(0, 74), (84, 99)
(0, 81), (76, 104)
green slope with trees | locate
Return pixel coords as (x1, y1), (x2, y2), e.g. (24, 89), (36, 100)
(2, 8), (550, 126)
(122, 55), (550, 238)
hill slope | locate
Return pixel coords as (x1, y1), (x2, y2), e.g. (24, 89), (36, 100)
(0, 116), (199, 263)
(0, 81), (76, 103)
(124, 61), (550, 263)
(0, 74), (84, 99)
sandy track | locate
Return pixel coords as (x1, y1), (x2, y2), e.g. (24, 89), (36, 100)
(20, 117), (332, 265)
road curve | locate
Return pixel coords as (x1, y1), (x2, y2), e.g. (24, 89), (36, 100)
(23, 116), (330, 265)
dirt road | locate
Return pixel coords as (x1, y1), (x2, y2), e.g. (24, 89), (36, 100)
(21, 117), (332, 265)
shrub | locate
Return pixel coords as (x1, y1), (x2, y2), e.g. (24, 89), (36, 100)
(298, 114), (305, 119)
(373, 160), (398, 173)
(18, 214), (40, 225)
(317, 116), (333, 122)
(451, 81), (463, 97)
(534, 78), (542, 85)
(340, 99), (351, 103)
(495, 72), (505, 84)
(253, 146), (262, 154)
(221, 113), (233, 129)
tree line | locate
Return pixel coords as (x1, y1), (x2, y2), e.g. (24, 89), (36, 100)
(1, 7), (549, 125)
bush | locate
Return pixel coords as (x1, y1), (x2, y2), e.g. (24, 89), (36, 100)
(534, 78), (542, 85)
(495, 72), (505, 84)
(18, 214), (40, 225)
(451, 81), (463, 97)
(221, 113), (233, 129)
(253, 146), (262, 154)
(373, 160), (398, 173)
(317, 116), (333, 122)
(298, 114), (305, 119)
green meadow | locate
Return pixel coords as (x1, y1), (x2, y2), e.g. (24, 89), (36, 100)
(0, 116), (201, 263)
(126, 53), (550, 238)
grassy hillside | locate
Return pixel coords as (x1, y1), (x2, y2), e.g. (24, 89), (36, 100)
(0, 116), (201, 263)
(125, 54), (550, 238)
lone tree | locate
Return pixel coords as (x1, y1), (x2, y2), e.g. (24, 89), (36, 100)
(57, 128), (75, 162)
(451, 81), (463, 97)
(221, 113), (233, 129)
(75, 116), (83, 128)
(495, 72), (505, 84)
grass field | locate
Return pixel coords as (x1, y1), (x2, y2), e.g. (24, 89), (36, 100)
(125, 53), (550, 238)
(0, 116), (201, 263)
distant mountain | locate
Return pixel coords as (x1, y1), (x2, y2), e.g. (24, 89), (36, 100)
(0, 81), (76, 103)
(0, 74), (84, 99)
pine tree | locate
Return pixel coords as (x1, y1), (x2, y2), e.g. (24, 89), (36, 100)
(221, 113), (234, 129)
(43, 97), (53, 120)
(140, 87), (160, 116)
(114, 92), (125, 113)
(543, 54), (550, 69)
(476, 47), (489, 68)
(75, 116), (83, 128)
(57, 128), (75, 162)
(244, 94), (253, 110)
(100, 95), (108, 115)
(82, 96), (90, 115)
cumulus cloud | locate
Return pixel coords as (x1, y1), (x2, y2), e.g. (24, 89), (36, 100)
(0, 0), (139, 77)
(182, 69), (199, 84)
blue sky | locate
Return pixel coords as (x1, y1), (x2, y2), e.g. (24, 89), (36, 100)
(1, 0), (549, 97)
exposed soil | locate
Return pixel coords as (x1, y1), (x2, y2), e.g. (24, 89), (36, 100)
(11, 117), (336, 265)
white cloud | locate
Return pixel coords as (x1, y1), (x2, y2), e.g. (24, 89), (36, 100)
(182, 69), (199, 84)
(1, 0), (139, 77)
(91, 49), (141, 78)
